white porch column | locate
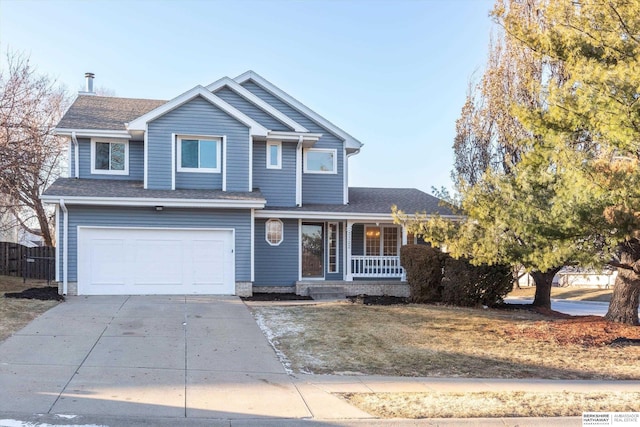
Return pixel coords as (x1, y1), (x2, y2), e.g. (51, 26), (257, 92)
(401, 224), (407, 281)
(346, 220), (354, 281)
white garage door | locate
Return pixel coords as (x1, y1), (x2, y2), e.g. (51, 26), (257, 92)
(78, 227), (235, 295)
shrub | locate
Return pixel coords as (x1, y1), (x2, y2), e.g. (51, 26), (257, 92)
(400, 245), (446, 303)
(441, 257), (513, 307)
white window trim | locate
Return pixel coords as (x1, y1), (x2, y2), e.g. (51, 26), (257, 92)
(303, 148), (337, 174)
(364, 225), (400, 257)
(328, 222), (339, 273)
(265, 218), (284, 246)
(266, 141), (282, 169)
(176, 135), (222, 173)
(90, 138), (129, 176)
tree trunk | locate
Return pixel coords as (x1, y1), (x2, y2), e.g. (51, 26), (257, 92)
(34, 200), (53, 247)
(530, 267), (562, 309)
(606, 239), (640, 326)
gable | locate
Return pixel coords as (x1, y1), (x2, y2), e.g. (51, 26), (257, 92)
(127, 86), (268, 137)
(213, 86), (292, 132)
(234, 72), (363, 152)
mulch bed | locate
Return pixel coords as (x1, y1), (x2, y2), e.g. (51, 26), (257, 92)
(494, 302), (640, 347)
(241, 293), (313, 301)
(4, 286), (64, 301)
(500, 314), (640, 347)
(347, 295), (409, 305)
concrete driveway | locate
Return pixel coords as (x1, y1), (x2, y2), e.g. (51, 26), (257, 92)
(0, 295), (330, 421)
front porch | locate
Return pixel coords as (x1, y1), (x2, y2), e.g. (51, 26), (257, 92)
(350, 255), (404, 279)
(345, 221), (408, 281)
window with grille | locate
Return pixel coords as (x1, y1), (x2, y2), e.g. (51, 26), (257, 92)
(265, 219), (283, 246)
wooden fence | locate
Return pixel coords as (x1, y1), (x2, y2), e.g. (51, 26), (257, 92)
(0, 242), (56, 281)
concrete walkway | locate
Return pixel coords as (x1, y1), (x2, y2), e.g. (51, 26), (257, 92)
(0, 296), (637, 426)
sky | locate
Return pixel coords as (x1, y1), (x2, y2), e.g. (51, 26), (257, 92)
(0, 0), (495, 194)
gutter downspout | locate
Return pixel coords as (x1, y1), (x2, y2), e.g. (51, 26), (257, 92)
(296, 135), (303, 207)
(59, 199), (68, 295)
(345, 150), (359, 205)
(71, 132), (79, 178)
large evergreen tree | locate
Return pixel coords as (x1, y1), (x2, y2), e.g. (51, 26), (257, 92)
(495, 0), (640, 324)
(397, 0), (640, 323)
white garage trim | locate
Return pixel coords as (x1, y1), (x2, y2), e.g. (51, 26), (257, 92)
(77, 226), (235, 295)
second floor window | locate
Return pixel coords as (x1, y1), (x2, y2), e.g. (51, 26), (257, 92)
(177, 137), (221, 173)
(91, 139), (128, 175)
(266, 141), (281, 169)
(304, 148), (336, 174)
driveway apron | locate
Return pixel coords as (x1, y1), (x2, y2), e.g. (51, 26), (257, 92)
(0, 295), (311, 420)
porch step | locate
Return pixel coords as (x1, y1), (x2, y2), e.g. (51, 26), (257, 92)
(308, 286), (347, 301)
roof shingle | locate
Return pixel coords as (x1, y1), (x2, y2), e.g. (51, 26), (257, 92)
(57, 95), (166, 130)
(42, 178), (264, 202)
(42, 181), (451, 216)
(266, 187), (454, 215)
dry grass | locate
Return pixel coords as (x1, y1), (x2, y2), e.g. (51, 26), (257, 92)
(340, 391), (640, 418)
(509, 286), (613, 302)
(252, 303), (640, 379)
(0, 275), (60, 342)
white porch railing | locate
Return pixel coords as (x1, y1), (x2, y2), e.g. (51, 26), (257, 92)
(351, 256), (404, 278)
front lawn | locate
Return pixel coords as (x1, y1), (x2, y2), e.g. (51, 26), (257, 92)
(251, 302), (640, 380)
(0, 275), (61, 342)
(339, 391), (640, 418)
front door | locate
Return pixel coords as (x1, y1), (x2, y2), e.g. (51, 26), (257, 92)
(302, 223), (324, 278)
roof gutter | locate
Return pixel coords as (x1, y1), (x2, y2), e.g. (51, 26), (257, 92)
(55, 128), (132, 139)
(59, 199), (68, 295)
(71, 132), (79, 179)
(40, 195), (266, 209)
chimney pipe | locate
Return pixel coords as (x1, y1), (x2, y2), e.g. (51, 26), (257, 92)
(85, 72), (95, 94)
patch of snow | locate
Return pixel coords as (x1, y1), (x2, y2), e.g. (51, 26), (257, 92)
(252, 309), (300, 375)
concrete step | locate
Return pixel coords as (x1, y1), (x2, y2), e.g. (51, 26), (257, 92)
(308, 286), (347, 301)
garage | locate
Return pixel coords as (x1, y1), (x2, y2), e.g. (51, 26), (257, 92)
(77, 227), (235, 295)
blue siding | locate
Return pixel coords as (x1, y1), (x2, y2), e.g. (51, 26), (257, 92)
(252, 141), (297, 207)
(175, 171), (222, 190)
(64, 206), (252, 282)
(76, 138), (143, 181)
(241, 80), (345, 204)
(254, 218), (298, 287)
(213, 87), (291, 131)
(147, 96), (250, 191)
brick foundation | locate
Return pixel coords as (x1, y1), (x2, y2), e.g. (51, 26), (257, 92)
(235, 281), (253, 297)
(296, 281), (409, 297)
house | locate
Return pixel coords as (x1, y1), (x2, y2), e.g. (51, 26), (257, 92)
(41, 71), (453, 297)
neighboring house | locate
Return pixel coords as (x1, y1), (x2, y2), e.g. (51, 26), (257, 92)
(42, 71), (453, 296)
(517, 267), (617, 289)
(0, 210), (45, 247)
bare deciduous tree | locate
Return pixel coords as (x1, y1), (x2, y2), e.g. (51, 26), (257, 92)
(0, 52), (69, 247)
